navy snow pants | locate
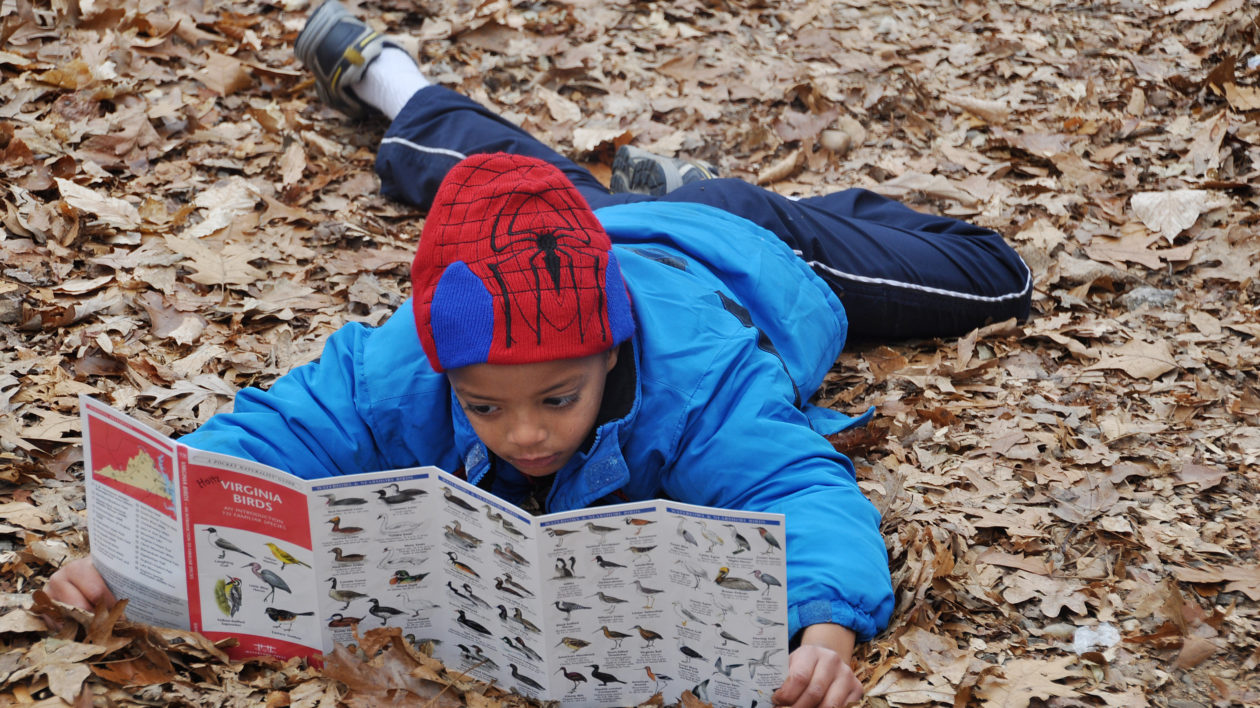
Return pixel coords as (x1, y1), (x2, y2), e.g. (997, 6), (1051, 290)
(374, 87), (1032, 340)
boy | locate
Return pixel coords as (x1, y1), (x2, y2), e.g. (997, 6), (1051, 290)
(49, 3), (1032, 706)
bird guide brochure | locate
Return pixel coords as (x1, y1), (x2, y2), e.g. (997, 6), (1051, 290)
(80, 395), (789, 708)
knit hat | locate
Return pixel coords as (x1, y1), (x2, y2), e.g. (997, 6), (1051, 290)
(412, 153), (635, 372)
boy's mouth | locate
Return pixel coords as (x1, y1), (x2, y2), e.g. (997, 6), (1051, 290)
(510, 453), (560, 473)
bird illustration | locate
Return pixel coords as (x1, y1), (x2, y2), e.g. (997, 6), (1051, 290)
(588, 664), (625, 686)
(672, 600), (707, 626)
(597, 625), (632, 649)
(501, 574), (533, 596)
(713, 566), (758, 591)
(628, 545), (657, 562)
(679, 645), (706, 660)
(244, 562), (289, 603)
(330, 546), (366, 563)
(690, 678), (711, 702)
(461, 583), (491, 608)
(512, 607), (542, 634)
(723, 524), (752, 554)
(497, 604), (511, 622)
(494, 577), (524, 598)
(456, 610), (492, 635)
(509, 664), (545, 692)
(674, 559), (707, 589)
(557, 666), (588, 692)
(553, 556), (577, 579)
(757, 527), (782, 553)
(265, 607), (314, 624)
(319, 493), (367, 506)
(265, 543), (311, 571)
(456, 643), (497, 670)
(499, 518), (527, 538)
(584, 521), (618, 544)
(715, 623), (748, 646)
(746, 648), (785, 678)
(546, 526), (581, 546)
(386, 482), (427, 498)
(483, 505), (505, 524)
(512, 635), (543, 661)
(675, 519), (699, 547)
(205, 528), (253, 560)
(376, 488), (421, 505)
(447, 581), (471, 603)
(645, 665), (674, 691)
(594, 554), (626, 576)
(444, 521), (483, 550)
(553, 600), (591, 619)
(493, 543), (530, 566)
(556, 636), (591, 652)
(753, 569), (783, 596)
(378, 547), (424, 568)
(590, 591), (627, 608)
(378, 514), (424, 535)
(707, 592), (736, 621)
(624, 517), (656, 535)
(389, 569), (428, 585)
(632, 624), (663, 646)
(213, 577), (242, 617)
(754, 614), (786, 635)
(327, 613), (362, 628)
(713, 655), (745, 678)
(698, 521), (725, 553)
(446, 551), (480, 578)
(327, 516), (363, 534)
(441, 486), (477, 512)
(326, 576), (367, 610)
(632, 579), (664, 608)
(368, 598), (405, 625)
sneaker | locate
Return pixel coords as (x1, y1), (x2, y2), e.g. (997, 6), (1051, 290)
(609, 145), (719, 196)
(294, 1), (398, 117)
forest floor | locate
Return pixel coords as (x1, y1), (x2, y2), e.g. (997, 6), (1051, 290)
(1, 0), (1258, 706)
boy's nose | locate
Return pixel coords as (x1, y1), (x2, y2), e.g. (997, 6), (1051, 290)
(506, 417), (547, 448)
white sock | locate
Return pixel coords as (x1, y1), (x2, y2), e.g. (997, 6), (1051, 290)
(355, 47), (429, 120)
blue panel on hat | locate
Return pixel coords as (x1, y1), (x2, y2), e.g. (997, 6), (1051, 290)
(604, 254), (636, 344)
(433, 261), (493, 369)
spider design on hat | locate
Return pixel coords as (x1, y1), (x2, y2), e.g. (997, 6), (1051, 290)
(484, 184), (609, 349)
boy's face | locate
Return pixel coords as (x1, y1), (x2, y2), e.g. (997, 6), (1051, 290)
(447, 349), (618, 478)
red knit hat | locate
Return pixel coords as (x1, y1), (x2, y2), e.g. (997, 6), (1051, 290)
(412, 153), (635, 372)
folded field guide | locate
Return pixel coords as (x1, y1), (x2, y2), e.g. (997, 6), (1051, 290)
(81, 395), (789, 707)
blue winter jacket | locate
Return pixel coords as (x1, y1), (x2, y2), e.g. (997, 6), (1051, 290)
(183, 202), (894, 641)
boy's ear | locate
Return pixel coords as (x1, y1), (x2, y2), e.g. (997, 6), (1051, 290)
(605, 347), (619, 373)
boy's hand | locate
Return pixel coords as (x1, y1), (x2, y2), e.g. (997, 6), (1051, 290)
(774, 623), (863, 708)
(45, 557), (116, 612)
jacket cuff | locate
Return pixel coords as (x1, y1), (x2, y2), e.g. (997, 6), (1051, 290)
(788, 599), (880, 645)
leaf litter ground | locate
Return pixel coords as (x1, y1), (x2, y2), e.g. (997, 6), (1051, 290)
(1, 0), (1258, 706)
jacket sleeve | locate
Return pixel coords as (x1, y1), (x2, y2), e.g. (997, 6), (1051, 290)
(179, 302), (455, 479)
(658, 334), (894, 642)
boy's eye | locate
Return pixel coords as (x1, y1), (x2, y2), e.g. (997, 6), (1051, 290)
(464, 403), (498, 416)
(544, 395), (578, 408)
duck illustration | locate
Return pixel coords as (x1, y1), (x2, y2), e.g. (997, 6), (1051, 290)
(446, 551), (480, 578)
(327, 516), (363, 534)
(456, 609), (492, 635)
(330, 546), (366, 563)
(441, 486), (477, 512)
